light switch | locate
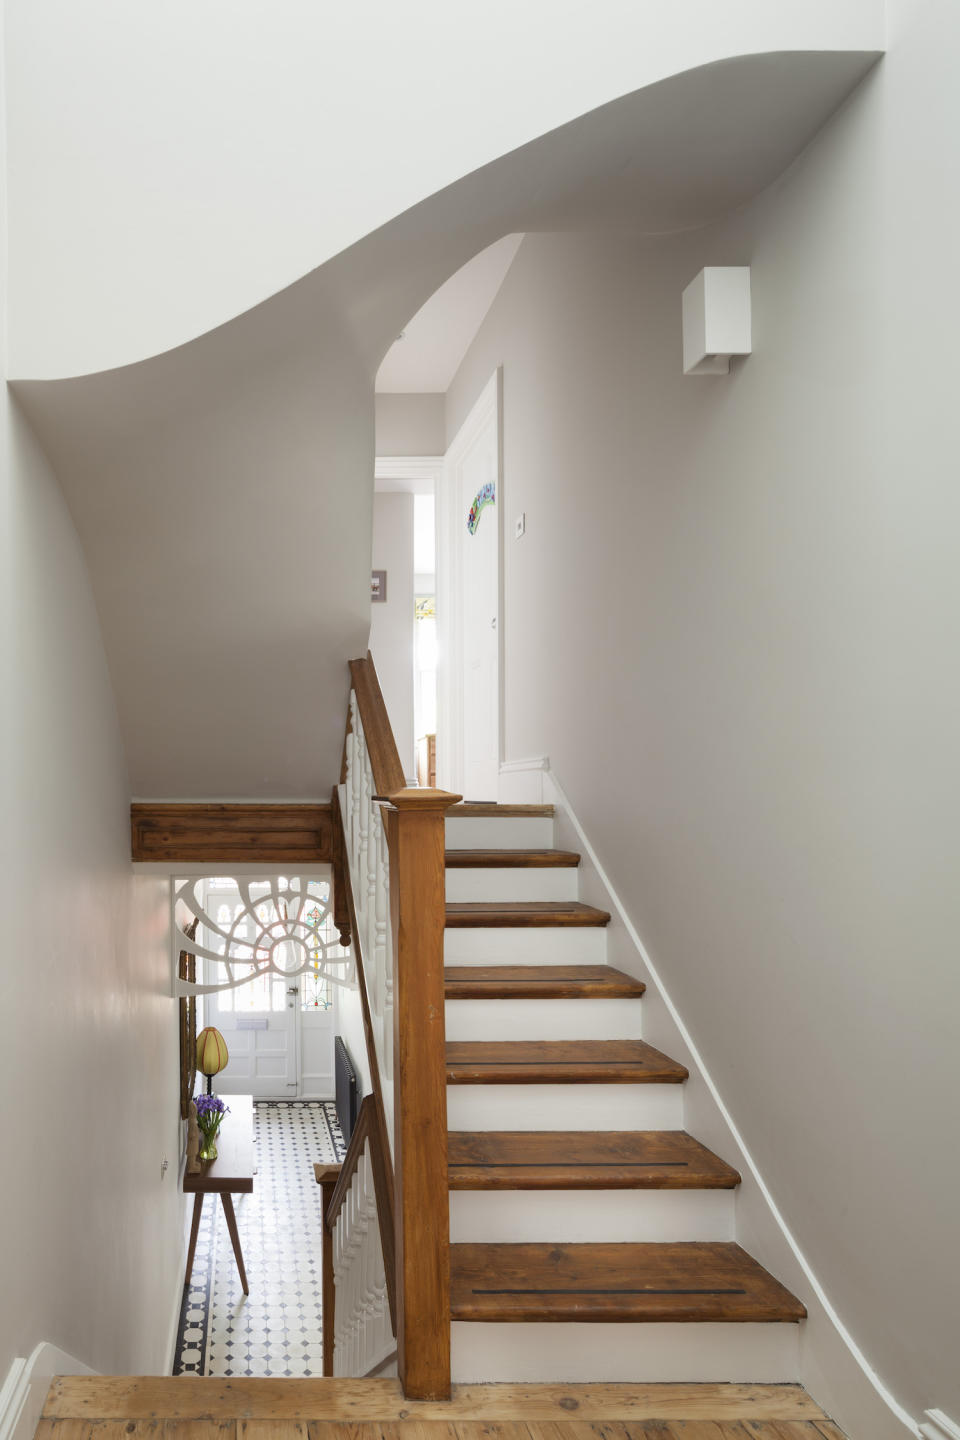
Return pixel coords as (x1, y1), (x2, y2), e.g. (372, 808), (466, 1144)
(515, 513), (526, 538)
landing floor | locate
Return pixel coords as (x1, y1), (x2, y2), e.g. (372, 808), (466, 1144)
(41, 1378), (847, 1439)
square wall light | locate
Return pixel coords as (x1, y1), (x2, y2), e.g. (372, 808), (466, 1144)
(682, 266), (751, 375)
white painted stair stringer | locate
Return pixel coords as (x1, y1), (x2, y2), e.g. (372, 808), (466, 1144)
(445, 925), (607, 964)
(485, 761), (919, 1439)
(446, 816), (555, 850)
(447, 1081), (683, 1131)
(451, 1320), (799, 1384)
(445, 996), (643, 1042)
(446, 867), (578, 902)
(450, 1186), (734, 1244)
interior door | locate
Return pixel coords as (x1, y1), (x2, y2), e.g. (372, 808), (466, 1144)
(438, 370), (501, 799)
(201, 879), (299, 1099)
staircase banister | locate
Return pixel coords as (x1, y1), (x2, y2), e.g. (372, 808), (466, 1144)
(338, 651), (460, 1399)
(349, 652), (406, 797)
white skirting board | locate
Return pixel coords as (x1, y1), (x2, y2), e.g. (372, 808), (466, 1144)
(920, 1413), (960, 1440)
(0, 1345), (95, 1440)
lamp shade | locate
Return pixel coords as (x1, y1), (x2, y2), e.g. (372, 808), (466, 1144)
(196, 1026), (229, 1077)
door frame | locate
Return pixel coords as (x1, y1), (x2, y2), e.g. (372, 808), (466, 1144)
(436, 367), (504, 795)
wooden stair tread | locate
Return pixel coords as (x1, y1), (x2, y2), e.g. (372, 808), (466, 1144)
(449, 802), (555, 817)
(447, 1130), (740, 1189)
(450, 1242), (806, 1323)
(446, 848), (580, 868)
(446, 1039), (688, 1084)
(446, 901), (611, 928)
(445, 965), (645, 999)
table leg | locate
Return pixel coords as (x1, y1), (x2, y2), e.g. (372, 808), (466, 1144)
(184, 1193), (204, 1290)
(221, 1192), (249, 1294)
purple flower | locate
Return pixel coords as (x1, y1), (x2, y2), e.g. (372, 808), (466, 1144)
(194, 1093), (230, 1137)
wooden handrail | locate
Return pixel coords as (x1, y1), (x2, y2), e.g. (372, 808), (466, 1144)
(349, 652), (406, 796)
(335, 653), (461, 1400)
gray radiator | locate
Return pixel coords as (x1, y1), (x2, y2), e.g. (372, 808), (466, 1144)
(334, 1035), (360, 1145)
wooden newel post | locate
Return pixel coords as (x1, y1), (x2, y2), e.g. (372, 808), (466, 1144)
(385, 786), (461, 1402)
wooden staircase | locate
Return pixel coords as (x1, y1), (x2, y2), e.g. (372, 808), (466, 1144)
(330, 656), (806, 1397)
(441, 800), (805, 1381)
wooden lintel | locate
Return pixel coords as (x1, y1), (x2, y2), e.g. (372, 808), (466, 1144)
(130, 803), (333, 863)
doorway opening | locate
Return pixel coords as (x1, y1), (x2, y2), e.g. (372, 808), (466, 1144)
(171, 870), (351, 1376)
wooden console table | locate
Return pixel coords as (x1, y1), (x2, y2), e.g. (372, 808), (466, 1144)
(183, 1093), (253, 1294)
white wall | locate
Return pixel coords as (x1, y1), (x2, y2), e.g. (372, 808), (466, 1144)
(446, 5), (959, 1430)
(0, 401), (184, 1376)
(0, 42), (184, 1375)
(369, 493), (416, 779)
(4, 0), (883, 379)
(375, 395), (445, 457)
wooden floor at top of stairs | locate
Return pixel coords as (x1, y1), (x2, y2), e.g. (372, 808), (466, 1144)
(449, 1241), (807, 1324)
(445, 849), (580, 867)
(446, 1039), (688, 1085)
(447, 1130), (740, 1189)
(444, 966), (645, 1000)
(445, 902), (611, 928)
(41, 1376), (842, 1430)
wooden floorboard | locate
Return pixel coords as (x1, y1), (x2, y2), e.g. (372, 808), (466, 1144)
(447, 1131), (740, 1190)
(445, 903), (611, 928)
(43, 1380), (832, 1425)
(448, 804), (555, 818)
(449, 1243), (806, 1323)
(444, 968), (645, 1001)
(444, 851), (580, 869)
(34, 1426), (845, 1440)
(445, 1041), (688, 1086)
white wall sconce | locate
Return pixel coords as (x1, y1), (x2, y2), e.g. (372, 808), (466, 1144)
(682, 266), (751, 375)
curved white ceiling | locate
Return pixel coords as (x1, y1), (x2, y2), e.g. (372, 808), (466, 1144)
(14, 49), (882, 798)
(5, 0), (883, 380)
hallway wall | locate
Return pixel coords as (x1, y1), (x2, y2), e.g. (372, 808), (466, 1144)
(0, 99), (183, 1369)
(369, 493), (416, 780)
(446, 2), (959, 1430)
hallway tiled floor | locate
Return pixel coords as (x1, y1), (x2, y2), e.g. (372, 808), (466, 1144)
(173, 1101), (344, 1377)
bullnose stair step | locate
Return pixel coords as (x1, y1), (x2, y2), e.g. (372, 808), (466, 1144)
(449, 803), (555, 816)
(446, 848), (580, 868)
(447, 1130), (740, 1189)
(446, 1039), (688, 1085)
(446, 901), (611, 927)
(450, 1241), (807, 1323)
(445, 965), (645, 1000)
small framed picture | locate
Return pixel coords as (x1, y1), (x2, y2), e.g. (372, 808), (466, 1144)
(371, 570), (387, 603)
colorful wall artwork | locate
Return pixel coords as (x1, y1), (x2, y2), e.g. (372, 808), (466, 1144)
(467, 481), (496, 535)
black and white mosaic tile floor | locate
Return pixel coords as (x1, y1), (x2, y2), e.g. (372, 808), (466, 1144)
(174, 1101), (345, 1377)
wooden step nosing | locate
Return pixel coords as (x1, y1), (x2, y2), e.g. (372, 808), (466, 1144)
(445, 849), (580, 868)
(445, 903), (612, 929)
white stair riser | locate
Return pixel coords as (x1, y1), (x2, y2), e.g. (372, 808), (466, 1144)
(450, 1188), (734, 1244)
(450, 1321), (800, 1383)
(445, 926), (607, 965)
(446, 867), (578, 903)
(447, 1083), (684, 1131)
(445, 997), (643, 1042)
(446, 817), (555, 849)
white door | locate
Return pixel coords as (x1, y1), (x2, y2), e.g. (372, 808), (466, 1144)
(437, 370), (501, 798)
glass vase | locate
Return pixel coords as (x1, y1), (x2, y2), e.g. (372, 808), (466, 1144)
(198, 1131), (219, 1162)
